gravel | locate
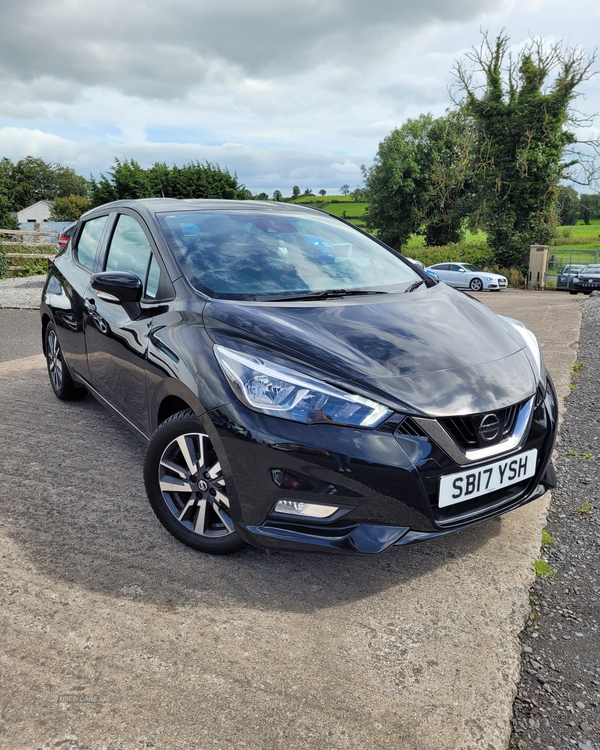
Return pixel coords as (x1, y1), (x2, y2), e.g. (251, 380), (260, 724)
(0, 274), (46, 308)
(510, 294), (600, 750)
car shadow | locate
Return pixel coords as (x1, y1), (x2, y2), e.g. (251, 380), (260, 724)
(1, 370), (503, 616)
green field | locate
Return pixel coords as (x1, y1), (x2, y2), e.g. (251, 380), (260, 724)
(324, 202), (368, 218)
(290, 194), (357, 205)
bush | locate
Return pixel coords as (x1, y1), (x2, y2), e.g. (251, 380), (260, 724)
(483, 264), (525, 288)
(0, 242), (7, 280)
(405, 241), (524, 288)
(404, 240), (494, 268)
(9, 256), (48, 278)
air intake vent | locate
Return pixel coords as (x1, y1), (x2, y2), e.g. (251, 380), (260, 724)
(395, 417), (428, 438)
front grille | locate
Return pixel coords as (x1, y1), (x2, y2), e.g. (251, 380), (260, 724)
(439, 400), (525, 451)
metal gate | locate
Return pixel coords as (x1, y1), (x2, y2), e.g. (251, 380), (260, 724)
(546, 247), (599, 287)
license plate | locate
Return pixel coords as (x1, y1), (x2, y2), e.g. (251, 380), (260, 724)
(438, 449), (538, 508)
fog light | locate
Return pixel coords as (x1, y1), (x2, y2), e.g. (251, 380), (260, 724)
(274, 500), (339, 518)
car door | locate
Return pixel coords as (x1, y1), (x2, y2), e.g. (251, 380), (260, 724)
(430, 264), (451, 282)
(49, 213), (111, 384)
(444, 264), (469, 287)
(82, 211), (171, 437)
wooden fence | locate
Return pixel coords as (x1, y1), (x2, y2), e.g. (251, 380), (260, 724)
(0, 226), (57, 274)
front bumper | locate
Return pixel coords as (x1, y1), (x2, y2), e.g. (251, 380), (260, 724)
(570, 279), (600, 293)
(205, 377), (558, 555)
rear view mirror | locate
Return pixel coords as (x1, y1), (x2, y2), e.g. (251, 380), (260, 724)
(91, 272), (143, 318)
(91, 272), (143, 304)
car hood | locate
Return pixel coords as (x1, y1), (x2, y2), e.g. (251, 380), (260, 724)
(203, 283), (537, 417)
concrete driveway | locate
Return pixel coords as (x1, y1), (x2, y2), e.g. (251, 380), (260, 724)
(0, 289), (581, 750)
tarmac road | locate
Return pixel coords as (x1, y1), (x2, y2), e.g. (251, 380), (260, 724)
(0, 288), (582, 750)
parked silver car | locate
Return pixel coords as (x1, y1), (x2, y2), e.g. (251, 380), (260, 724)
(426, 263), (508, 292)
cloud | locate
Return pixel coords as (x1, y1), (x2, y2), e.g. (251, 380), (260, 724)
(0, 0), (511, 102)
(0, 126), (368, 193)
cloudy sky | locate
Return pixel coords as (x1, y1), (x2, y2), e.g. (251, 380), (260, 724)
(0, 0), (598, 195)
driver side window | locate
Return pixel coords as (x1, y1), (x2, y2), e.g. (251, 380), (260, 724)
(105, 214), (161, 299)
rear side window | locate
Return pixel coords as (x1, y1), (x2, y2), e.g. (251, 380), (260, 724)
(76, 215), (108, 270)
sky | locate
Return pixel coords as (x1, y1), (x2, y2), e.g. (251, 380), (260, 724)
(0, 0), (598, 196)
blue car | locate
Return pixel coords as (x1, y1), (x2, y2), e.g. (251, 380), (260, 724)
(556, 264), (586, 291)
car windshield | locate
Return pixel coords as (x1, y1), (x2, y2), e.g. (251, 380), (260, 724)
(562, 265), (584, 273)
(461, 264), (482, 272)
(581, 264), (600, 274)
(157, 210), (421, 299)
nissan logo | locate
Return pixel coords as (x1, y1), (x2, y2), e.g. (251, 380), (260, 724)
(478, 413), (501, 442)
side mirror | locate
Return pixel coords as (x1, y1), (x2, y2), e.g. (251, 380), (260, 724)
(91, 272), (143, 318)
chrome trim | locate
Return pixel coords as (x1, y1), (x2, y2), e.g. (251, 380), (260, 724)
(413, 396), (535, 466)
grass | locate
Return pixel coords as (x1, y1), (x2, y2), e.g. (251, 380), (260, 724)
(570, 362), (584, 376)
(576, 500), (594, 517)
(566, 450), (594, 460)
(541, 530), (556, 547)
(289, 194), (356, 204)
(324, 202), (368, 218)
(532, 559), (554, 576)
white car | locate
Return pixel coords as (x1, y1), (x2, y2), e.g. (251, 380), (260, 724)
(426, 262), (508, 292)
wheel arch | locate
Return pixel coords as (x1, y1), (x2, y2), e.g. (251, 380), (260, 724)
(150, 378), (206, 432)
(41, 312), (51, 355)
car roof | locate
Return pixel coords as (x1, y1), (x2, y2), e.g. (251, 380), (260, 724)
(80, 197), (324, 223)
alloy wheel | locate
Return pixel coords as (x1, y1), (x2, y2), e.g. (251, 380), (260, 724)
(46, 328), (63, 393)
(158, 432), (235, 538)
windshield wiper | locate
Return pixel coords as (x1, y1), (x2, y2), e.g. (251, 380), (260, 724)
(258, 289), (389, 302)
(404, 280), (424, 293)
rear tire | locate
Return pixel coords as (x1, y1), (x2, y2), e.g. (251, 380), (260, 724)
(144, 409), (246, 554)
(45, 323), (86, 401)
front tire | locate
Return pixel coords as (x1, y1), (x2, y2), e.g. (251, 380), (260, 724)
(144, 409), (246, 554)
(469, 278), (483, 292)
(45, 323), (86, 401)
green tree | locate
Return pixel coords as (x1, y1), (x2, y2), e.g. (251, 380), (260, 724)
(90, 159), (246, 207)
(49, 195), (92, 222)
(254, 192), (269, 201)
(0, 160), (18, 229)
(579, 193), (600, 224)
(303, 188), (313, 196)
(340, 184), (350, 196)
(556, 185), (580, 226)
(2, 157), (90, 211)
(319, 189), (326, 197)
(292, 186), (301, 198)
(273, 190), (283, 201)
(363, 112), (474, 248)
(453, 32), (596, 266)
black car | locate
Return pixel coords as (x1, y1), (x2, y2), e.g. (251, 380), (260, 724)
(41, 199), (558, 555)
(569, 263), (600, 294)
(57, 222), (77, 249)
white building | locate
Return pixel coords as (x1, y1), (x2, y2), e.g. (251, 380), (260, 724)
(12, 200), (54, 223)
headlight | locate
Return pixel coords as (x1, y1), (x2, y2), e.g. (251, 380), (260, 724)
(486, 276), (495, 282)
(498, 316), (545, 381)
(214, 346), (392, 427)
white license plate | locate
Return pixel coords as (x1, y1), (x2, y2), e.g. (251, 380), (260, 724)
(438, 449), (538, 508)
